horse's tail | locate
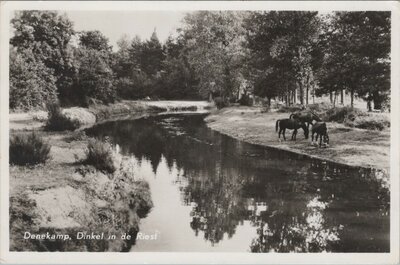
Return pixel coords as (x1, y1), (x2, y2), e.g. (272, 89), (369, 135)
(276, 120), (280, 132)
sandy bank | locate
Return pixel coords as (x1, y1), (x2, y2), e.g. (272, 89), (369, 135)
(205, 106), (390, 176)
(10, 100), (212, 131)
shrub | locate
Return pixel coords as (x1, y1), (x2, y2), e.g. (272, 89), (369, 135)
(307, 102), (333, 114)
(129, 180), (153, 218)
(238, 94), (253, 106)
(325, 106), (366, 123)
(10, 132), (51, 165)
(325, 106), (389, 130)
(45, 103), (80, 131)
(345, 115), (390, 131)
(277, 104), (305, 113)
(214, 97), (228, 109)
(84, 138), (116, 174)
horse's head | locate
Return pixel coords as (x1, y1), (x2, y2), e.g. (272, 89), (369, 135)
(310, 111), (322, 122)
(301, 122), (309, 139)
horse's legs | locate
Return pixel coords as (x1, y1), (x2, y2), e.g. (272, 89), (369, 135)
(283, 128), (286, 141)
(292, 129), (297, 140)
(319, 134), (323, 147)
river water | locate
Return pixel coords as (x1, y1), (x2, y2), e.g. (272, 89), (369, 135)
(86, 113), (390, 253)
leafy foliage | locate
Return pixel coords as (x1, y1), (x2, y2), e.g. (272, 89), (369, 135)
(317, 12), (390, 108)
(84, 139), (117, 174)
(11, 11), (75, 105)
(10, 132), (51, 165)
(45, 103), (80, 131)
(10, 48), (58, 110)
(182, 11), (247, 100)
(9, 10), (391, 112)
(71, 48), (116, 105)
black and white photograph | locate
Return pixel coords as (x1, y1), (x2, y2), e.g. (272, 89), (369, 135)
(0, 1), (399, 264)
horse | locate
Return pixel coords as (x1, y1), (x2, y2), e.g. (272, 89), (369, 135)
(276, 119), (309, 141)
(289, 111), (321, 129)
(311, 122), (330, 147)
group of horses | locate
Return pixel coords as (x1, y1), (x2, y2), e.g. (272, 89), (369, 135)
(275, 111), (330, 147)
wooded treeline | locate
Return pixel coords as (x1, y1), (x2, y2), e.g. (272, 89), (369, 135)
(10, 11), (390, 110)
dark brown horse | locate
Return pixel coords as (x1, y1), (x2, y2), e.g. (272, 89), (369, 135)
(311, 122), (330, 147)
(276, 119), (309, 141)
(290, 111), (321, 129)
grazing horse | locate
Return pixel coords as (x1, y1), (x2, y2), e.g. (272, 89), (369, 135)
(290, 111), (321, 129)
(276, 119), (309, 141)
(311, 122), (330, 147)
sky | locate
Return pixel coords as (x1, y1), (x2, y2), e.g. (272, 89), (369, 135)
(64, 11), (186, 50)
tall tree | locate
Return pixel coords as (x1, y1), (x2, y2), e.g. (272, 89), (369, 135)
(10, 11), (75, 104)
(9, 47), (58, 110)
(317, 12), (390, 108)
(79, 30), (113, 52)
(182, 11), (247, 100)
(244, 11), (321, 106)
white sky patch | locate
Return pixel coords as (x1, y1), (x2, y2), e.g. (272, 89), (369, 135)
(64, 11), (186, 51)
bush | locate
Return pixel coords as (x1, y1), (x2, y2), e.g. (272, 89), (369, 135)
(45, 103), (80, 131)
(277, 104), (305, 113)
(130, 180), (153, 218)
(238, 94), (253, 106)
(84, 138), (116, 174)
(214, 97), (228, 109)
(10, 132), (51, 165)
(307, 102), (333, 114)
(325, 106), (366, 123)
(325, 106), (390, 130)
(345, 115), (390, 131)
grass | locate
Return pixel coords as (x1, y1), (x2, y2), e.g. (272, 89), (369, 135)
(9, 132), (51, 166)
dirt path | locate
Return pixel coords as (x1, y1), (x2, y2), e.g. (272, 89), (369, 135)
(205, 106), (390, 175)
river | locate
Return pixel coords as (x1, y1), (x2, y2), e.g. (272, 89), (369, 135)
(86, 113), (390, 252)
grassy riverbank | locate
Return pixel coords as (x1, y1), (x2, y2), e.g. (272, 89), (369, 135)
(205, 106), (390, 177)
(9, 100), (210, 251)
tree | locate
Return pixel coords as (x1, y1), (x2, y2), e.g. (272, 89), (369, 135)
(140, 30), (165, 77)
(158, 35), (200, 99)
(71, 48), (116, 105)
(317, 12), (390, 108)
(182, 11), (247, 100)
(244, 11), (322, 106)
(9, 47), (58, 110)
(79, 30), (112, 52)
(10, 11), (75, 104)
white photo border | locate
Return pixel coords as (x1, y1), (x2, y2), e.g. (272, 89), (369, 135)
(0, 1), (399, 264)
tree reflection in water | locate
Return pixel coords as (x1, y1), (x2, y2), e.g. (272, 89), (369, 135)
(86, 114), (390, 252)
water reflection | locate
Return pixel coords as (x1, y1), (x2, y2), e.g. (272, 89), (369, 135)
(86, 114), (390, 252)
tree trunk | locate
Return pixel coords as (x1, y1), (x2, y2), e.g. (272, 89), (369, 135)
(299, 81), (304, 105)
(350, 90), (354, 107)
(340, 90), (344, 105)
(333, 91), (338, 106)
(305, 75), (310, 106)
(329, 91), (333, 103)
(293, 88), (296, 104)
(373, 91), (383, 110)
